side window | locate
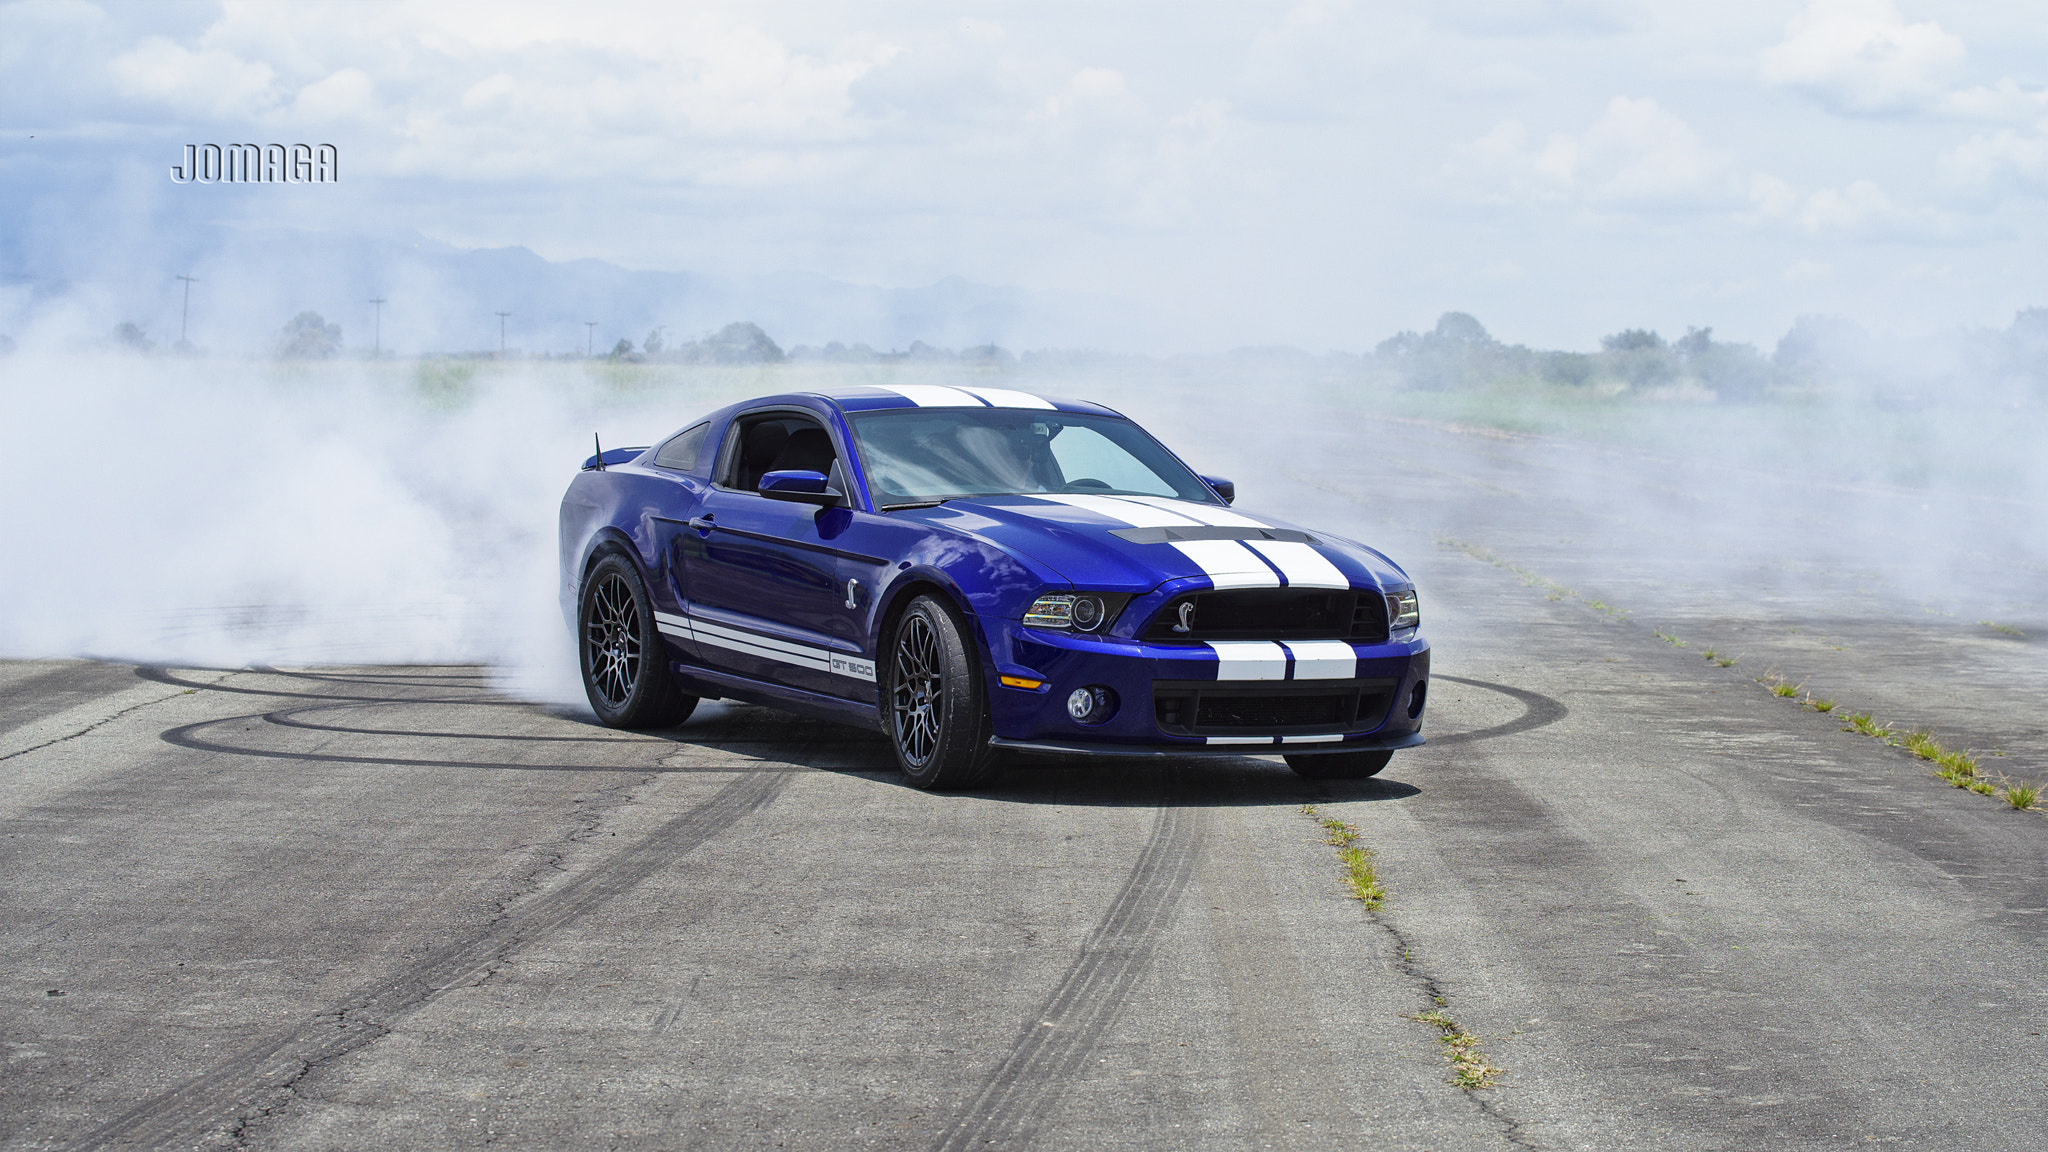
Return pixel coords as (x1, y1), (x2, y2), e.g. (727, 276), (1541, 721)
(652, 422), (709, 472)
(721, 414), (839, 492)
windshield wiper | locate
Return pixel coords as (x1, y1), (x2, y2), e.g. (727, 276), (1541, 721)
(882, 498), (953, 511)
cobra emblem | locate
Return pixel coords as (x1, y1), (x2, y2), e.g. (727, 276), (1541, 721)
(845, 578), (861, 609)
(1172, 601), (1196, 633)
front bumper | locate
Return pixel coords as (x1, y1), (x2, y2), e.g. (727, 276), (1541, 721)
(979, 616), (1430, 755)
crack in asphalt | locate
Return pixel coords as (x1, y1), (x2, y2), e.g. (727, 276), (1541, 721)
(0, 685), (199, 763)
(1372, 909), (1539, 1150)
(68, 759), (790, 1151)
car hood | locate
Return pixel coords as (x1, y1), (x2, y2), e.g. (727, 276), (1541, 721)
(905, 492), (1409, 593)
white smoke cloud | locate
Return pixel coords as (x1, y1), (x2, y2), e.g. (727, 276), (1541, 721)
(0, 344), (746, 706)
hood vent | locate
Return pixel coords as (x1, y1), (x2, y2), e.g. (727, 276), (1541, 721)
(1110, 525), (1318, 545)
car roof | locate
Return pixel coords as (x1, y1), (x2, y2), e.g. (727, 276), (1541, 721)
(794, 384), (1123, 419)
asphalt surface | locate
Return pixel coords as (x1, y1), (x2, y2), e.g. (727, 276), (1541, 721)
(3, 420), (2046, 1150)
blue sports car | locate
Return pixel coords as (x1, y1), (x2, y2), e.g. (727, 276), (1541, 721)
(559, 385), (1428, 788)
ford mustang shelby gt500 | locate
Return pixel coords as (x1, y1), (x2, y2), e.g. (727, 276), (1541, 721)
(559, 385), (1428, 789)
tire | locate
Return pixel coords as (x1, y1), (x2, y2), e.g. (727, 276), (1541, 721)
(885, 595), (1002, 790)
(579, 552), (697, 728)
(1284, 749), (1394, 779)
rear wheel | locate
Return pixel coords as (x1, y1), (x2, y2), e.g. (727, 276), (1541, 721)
(1284, 749), (1394, 779)
(886, 595), (1002, 790)
(579, 553), (696, 728)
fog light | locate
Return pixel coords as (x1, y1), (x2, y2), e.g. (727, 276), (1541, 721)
(1066, 685), (1117, 725)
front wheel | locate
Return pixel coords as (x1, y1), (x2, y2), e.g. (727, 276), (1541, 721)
(579, 553), (696, 729)
(1284, 749), (1394, 779)
(886, 595), (1002, 790)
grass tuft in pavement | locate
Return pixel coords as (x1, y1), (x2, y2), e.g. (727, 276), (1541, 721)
(1410, 1010), (1504, 1090)
(1303, 808), (1386, 910)
(2005, 781), (2040, 811)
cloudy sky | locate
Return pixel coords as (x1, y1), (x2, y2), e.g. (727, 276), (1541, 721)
(4, 0), (2045, 351)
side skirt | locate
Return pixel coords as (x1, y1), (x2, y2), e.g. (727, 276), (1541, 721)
(669, 662), (883, 733)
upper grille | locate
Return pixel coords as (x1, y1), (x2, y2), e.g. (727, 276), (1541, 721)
(1144, 589), (1387, 644)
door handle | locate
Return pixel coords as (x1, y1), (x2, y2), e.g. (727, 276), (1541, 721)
(689, 515), (715, 533)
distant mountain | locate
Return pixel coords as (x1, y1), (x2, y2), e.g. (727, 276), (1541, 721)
(2, 225), (1161, 356)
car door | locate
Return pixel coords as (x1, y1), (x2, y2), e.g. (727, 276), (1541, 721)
(643, 421), (714, 667)
(678, 409), (873, 700)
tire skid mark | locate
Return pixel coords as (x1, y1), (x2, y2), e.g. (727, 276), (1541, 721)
(138, 665), (522, 705)
(932, 766), (1207, 1152)
(261, 702), (679, 744)
(1420, 676), (1567, 747)
(159, 711), (774, 774)
(70, 768), (792, 1151)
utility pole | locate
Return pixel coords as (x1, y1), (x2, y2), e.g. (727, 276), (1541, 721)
(368, 297), (386, 358)
(585, 321), (597, 358)
(175, 275), (198, 348)
(495, 311), (510, 357)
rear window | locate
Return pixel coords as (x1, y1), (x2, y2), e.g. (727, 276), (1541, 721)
(652, 422), (709, 472)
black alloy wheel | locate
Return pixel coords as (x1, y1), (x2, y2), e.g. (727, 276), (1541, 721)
(886, 595), (1001, 789)
(1283, 749), (1395, 779)
(578, 552), (696, 728)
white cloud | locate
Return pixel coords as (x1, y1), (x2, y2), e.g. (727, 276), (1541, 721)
(1760, 1), (1964, 115)
(1036, 67), (1143, 125)
(1782, 259), (1833, 282)
(1749, 176), (1960, 240)
(109, 35), (281, 120)
(290, 68), (375, 124)
(1941, 125), (2048, 197)
(1459, 97), (1740, 211)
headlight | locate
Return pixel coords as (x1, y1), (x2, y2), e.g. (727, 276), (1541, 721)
(1386, 589), (1420, 629)
(1023, 592), (1122, 632)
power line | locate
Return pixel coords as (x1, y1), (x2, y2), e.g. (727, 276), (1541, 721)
(368, 297), (387, 358)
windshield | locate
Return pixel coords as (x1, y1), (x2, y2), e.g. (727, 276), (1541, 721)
(846, 408), (1216, 508)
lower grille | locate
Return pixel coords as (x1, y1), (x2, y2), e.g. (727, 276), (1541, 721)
(1197, 694), (1343, 728)
(1154, 678), (1399, 737)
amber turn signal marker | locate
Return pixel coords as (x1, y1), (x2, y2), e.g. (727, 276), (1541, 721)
(999, 675), (1045, 690)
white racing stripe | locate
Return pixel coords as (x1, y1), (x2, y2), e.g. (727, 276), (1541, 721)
(657, 610), (875, 682)
(1172, 539), (1281, 589)
(1204, 736), (1275, 746)
(1205, 640), (1288, 680)
(960, 386), (1056, 409)
(1119, 494), (1267, 529)
(1280, 734), (1345, 744)
(691, 618), (834, 669)
(1283, 640), (1359, 680)
(884, 385), (988, 408)
(1035, 493), (1201, 528)
(1244, 540), (1349, 589)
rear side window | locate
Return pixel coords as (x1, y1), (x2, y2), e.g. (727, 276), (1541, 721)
(653, 422), (709, 472)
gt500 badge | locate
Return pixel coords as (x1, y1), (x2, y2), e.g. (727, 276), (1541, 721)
(831, 654), (877, 681)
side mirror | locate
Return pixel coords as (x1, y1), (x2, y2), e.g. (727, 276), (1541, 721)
(759, 469), (842, 505)
(1199, 474), (1235, 504)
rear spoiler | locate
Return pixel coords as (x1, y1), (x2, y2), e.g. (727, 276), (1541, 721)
(582, 446), (649, 470)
